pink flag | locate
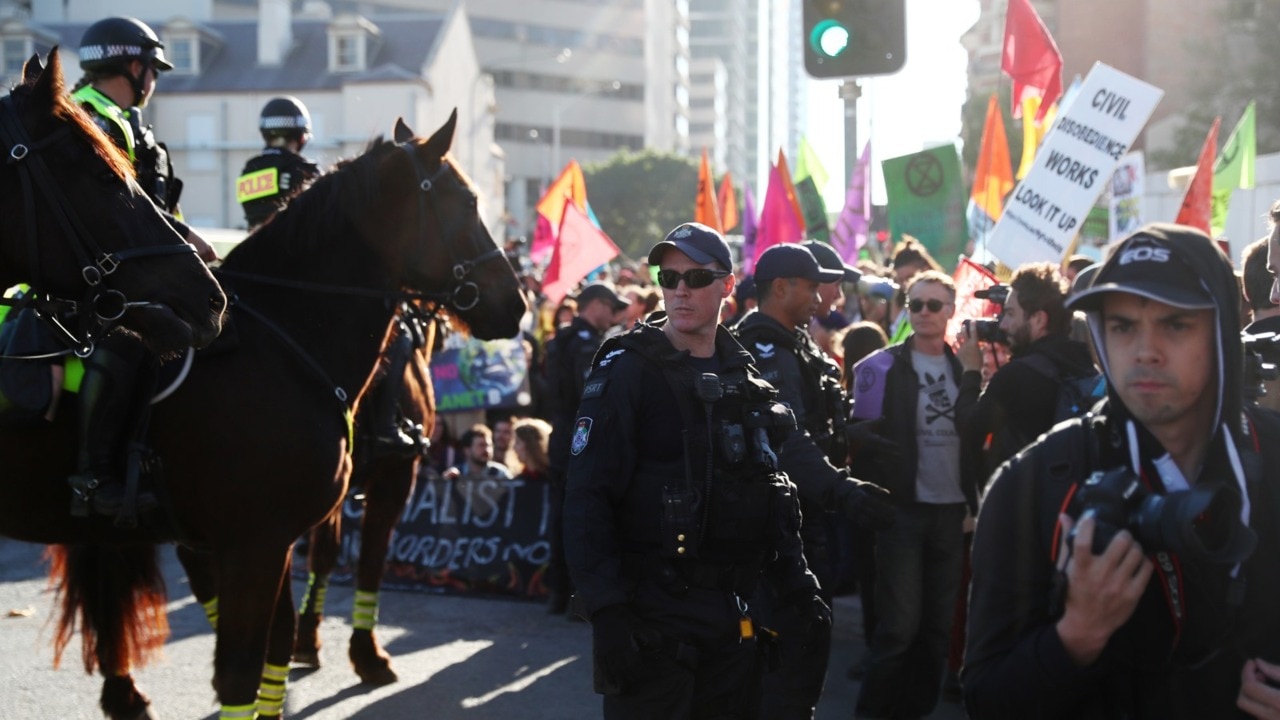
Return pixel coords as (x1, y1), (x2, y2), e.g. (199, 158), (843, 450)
(741, 186), (759, 274)
(832, 139), (872, 263)
(752, 164), (803, 268)
(541, 200), (621, 306)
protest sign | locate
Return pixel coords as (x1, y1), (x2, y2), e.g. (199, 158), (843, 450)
(883, 144), (968, 270)
(987, 63), (1163, 269)
(430, 337), (529, 412)
(1108, 151), (1145, 242)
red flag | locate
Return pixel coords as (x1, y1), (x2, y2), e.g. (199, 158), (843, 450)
(718, 172), (739, 232)
(753, 163), (803, 267)
(694, 150), (723, 232)
(1002, 0), (1062, 122)
(776, 150), (807, 235)
(1175, 117), (1221, 234)
(947, 257), (1000, 345)
(531, 161), (588, 264)
(541, 200), (620, 306)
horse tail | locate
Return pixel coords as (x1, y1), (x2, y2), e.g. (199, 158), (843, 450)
(47, 543), (170, 674)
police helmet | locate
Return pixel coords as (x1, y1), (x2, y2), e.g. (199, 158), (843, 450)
(259, 96), (312, 141)
(78, 17), (173, 73)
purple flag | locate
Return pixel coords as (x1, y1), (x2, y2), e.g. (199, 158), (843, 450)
(832, 139), (871, 263)
(741, 186), (758, 274)
(851, 347), (894, 420)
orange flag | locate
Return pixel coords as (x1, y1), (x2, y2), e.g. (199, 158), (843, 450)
(1174, 117), (1221, 234)
(776, 150), (807, 234)
(536, 160), (588, 231)
(695, 149), (723, 232)
(718, 172), (739, 232)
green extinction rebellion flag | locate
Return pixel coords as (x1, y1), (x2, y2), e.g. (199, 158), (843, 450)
(883, 144), (969, 270)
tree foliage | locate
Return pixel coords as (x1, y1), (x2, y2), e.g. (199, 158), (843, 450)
(582, 149), (699, 260)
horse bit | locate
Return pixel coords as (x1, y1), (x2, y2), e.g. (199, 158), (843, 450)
(0, 93), (197, 357)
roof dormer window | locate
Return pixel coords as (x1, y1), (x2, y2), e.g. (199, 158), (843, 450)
(327, 14), (380, 73)
(167, 35), (198, 74)
(162, 19), (217, 76)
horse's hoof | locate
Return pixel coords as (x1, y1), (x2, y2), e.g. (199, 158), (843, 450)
(356, 664), (398, 686)
(292, 648), (321, 668)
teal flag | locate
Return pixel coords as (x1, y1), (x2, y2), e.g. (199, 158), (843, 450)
(883, 144), (968, 271)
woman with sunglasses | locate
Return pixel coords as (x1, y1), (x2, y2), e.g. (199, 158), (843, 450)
(563, 223), (826, 719)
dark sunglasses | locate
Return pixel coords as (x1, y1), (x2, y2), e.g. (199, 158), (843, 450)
(908, 298), (948, 314)
(657, 268), (731, 290)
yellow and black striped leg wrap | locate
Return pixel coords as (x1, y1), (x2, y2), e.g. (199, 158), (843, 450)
(352, 590), (379, 631)
(299, 572), (328, 616)
(256, 662), (289, 718)
(201, 597), (219, 630)
(219, 703), (255, 720)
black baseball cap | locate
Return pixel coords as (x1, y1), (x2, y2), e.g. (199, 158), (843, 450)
(1068, 226), (1215, 312)
(755, 244), (843, 284)
(803, 240), (861, 283)
(576, 283), (630, 311)
(648, 222), (733, 271)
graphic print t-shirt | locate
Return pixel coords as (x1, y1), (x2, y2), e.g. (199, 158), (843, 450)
(911, 351), (964, 504)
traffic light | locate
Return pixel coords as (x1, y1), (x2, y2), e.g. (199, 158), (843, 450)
(803, 0), (906, 79)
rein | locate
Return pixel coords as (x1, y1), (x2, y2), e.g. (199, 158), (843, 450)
(0, 94), (196, 356)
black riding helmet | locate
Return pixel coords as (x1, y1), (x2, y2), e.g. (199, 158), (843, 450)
(260, 96), (312, 147)
(78, 17), (172, 107)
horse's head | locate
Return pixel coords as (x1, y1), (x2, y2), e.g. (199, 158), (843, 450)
(377, 111), (526, 340)
(0, 50), (225, 354)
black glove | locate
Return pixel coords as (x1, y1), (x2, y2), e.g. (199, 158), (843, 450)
(782, 590), (832, 632)
(847, 419), (902, 461)
(843, 479), (895, 531)
(591, 605), (644, 695)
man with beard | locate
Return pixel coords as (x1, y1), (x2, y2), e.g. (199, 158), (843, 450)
(955, 262), (1098, 481)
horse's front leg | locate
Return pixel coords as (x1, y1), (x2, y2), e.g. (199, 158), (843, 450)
(99, 670), (157, 720)
(212, 545), (290, 720)
(349, 457), (416, 686)
(176, 545), (220, 629)
(256, 554), (297, 720)
(293, 509), (341, 668)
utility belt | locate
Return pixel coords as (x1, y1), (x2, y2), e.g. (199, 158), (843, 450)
(622, 551), (762, 596)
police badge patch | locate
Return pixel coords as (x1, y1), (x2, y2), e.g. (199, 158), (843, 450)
(571, 417), (593, 455)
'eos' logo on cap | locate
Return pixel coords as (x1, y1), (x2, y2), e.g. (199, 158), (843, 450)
(1118, 245), (1170, 265)
(673, 226), (693, 238)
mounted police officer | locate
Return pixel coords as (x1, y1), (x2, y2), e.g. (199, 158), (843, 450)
(545, 282), (629, 615)
(564, 223), (829, 718)
(66, 17), (218, 521)
(237, 96), (321, 230)
(733, 242), (892, 719)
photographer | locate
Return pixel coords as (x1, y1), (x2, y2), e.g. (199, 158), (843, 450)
(955, 262), (1098, 481)
(963, 224), (1280, 719)
(1242, 236), (1280, 412)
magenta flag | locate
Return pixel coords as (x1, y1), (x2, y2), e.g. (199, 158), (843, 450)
(541, 200), (620, 306)
(832, 139), (871, 263)
(741, 186), (758, 274)
(752, 164), (803, 268)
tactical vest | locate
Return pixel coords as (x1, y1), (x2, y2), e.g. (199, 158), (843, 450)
(606, 328), (799, 574)
(73, 86), (178, 213)
(237, 149), (321, 228)
(736, 317), (850, 463)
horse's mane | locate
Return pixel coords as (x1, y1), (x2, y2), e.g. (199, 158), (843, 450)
(224, 136), (401, 268)
(9, 69), (135, 183)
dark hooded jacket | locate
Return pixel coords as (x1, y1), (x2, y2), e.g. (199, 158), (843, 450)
(963, 224), (1280, 719)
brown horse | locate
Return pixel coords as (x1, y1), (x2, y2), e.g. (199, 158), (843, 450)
(289, 308), (439, 685)
(0, 112), (526, 720)
(1, 51), (224, 355)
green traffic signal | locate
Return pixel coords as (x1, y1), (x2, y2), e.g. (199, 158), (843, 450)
(810, 19), (851, 58)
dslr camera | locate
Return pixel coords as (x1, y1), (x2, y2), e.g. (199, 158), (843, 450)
(964, 284), (1009, 344)
(1068, 467), (1256, 565)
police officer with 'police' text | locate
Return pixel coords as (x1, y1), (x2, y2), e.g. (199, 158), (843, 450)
(565, 223), (828, 718)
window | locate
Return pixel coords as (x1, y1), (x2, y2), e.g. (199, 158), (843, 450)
(1, 37), (28, 76)
(330, 33), (365, 72)
(167, 36), (196, 74)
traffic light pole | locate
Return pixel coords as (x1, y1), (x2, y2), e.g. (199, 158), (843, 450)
(840, 80), (861, 179)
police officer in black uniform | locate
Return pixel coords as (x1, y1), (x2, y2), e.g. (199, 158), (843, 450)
(565, 222), (832, 719)
(66, 17), (217, 520)
(237, 96), (321, 230)
(734, 243), (891, 719)
(545, 282), (630, 614)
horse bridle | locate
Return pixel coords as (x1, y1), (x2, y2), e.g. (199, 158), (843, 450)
(399, 142), (505, 312)
(0, 94), (197, 356)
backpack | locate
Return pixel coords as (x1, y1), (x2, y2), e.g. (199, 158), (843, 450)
(1021, 353), (1105, 425)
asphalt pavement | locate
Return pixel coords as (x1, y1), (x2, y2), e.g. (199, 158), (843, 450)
(0, 538), (966, 719)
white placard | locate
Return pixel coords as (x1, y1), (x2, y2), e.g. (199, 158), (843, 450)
(988, 63), (1164, 269)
